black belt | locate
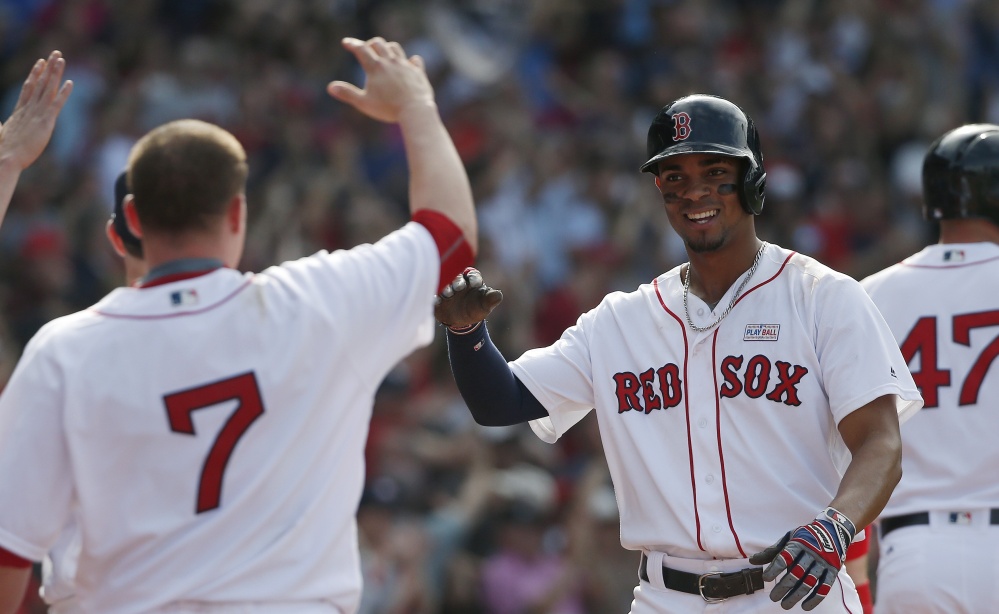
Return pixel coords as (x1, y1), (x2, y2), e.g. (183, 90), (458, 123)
(639, 553), (764, 603)
(881, 509), (999, 537)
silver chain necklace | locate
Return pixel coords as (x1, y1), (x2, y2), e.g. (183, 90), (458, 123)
(683, 242), (767, 332)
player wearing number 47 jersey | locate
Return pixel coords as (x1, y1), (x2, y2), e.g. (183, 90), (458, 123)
(0, 36), (477, 614)
(861, 124), (999, 614)
(436, 94), (922, 613)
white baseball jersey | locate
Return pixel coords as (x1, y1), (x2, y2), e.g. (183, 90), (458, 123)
(861, 242), (999, 516)
(41, 517), (80, 612)
(511, 243), (922, 558)
(0, 222), (440, 613)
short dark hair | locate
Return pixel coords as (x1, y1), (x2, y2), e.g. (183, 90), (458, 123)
(127, 119), (248, 234)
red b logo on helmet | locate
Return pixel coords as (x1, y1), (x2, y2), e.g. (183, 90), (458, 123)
(672, 112), (691, 141)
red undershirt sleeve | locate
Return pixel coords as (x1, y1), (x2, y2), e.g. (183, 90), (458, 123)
(411, 210), (474, 294)
(0, 546), (32, 569)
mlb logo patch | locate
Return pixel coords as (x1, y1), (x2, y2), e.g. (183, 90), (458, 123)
(949, 511), (973, 525)
(170, 289), (199, 307)
(943, 249), (965, 262)
(744, 324), (779, 341)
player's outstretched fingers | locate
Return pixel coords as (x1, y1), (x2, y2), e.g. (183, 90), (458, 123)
(386, 41), (406, 60)
(749, 532), (790, 571)
(368, 36), (390, 58)
(15, 59), (44, 109)
(39, 51), (66, 103)
(327, 80), (365, 108)
(774, 562), (816, 610)
(800, 573), (831, 611)
(340, 37), (380, 71)
(32, 51), (60, 103)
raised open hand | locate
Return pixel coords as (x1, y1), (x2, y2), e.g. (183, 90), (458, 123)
(0, 50), (73, 170)
(327, 37), (433, 123)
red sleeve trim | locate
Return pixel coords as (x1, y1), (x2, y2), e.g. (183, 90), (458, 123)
(411, 210), (474, 294)
(0, 546), (32, 568)
(845, 530), (869, 559)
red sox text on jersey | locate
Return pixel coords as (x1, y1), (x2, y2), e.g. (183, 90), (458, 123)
(614, 355), (809, 414)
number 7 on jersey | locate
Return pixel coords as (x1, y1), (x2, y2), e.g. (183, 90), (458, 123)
(164, 372), (266, 513)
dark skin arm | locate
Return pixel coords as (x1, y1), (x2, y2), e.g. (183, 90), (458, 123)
(828, 394), (903, 529)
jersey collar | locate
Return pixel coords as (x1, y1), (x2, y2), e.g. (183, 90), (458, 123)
(136, 258), (225, 288)
(906, 242), (999, 267)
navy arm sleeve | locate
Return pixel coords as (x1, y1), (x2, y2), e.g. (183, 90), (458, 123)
(445, 323), (549, 426)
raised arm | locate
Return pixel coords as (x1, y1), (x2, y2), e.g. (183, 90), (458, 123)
(0, 50), (73, 227)
(436, 269), (547, 426)
(327, 37), (477, 255)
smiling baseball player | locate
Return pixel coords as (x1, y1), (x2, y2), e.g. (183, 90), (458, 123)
(436, 94), (922, 613)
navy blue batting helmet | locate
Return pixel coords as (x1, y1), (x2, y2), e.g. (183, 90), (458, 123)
(111, 170), (143, 257)
(922, 124), (999, 227)
(641, 94), (766, 215)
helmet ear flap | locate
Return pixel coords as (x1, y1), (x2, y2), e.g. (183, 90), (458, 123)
(742, 171), (766, 215)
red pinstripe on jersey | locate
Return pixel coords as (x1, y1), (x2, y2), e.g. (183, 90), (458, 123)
(648, 253), (796, 556)
(712, 327), (747, 557)
(735, 251), (796, 306)
(715, 252), (793, 556)
(653, 276), (704, 552)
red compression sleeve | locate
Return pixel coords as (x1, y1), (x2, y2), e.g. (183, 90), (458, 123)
(855, 581), (872, 614)
(846, 524), (872, 614)
(0, 546), (32, 569)
(411, 210), (474, 294)
(846, 530), (869, 559)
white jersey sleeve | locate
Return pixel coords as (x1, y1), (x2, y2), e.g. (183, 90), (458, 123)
(0, 325), (74, 562)
(509, 308), (602, 443)
(811, 269), (923, 425)
(262, 221), (439, 380)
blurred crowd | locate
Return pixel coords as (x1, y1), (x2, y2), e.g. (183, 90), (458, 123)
(3, 0), (998, 612)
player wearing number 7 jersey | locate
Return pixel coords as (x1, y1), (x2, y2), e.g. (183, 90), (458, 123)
(0, 36), (477, 614)
(861, 124), (999, 613)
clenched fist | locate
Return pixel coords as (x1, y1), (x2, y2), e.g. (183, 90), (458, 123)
(434, 267), (503, 330)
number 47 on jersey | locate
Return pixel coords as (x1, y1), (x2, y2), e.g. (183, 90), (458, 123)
(901, 310), (999, 408)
